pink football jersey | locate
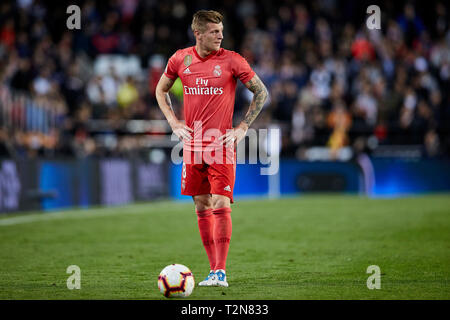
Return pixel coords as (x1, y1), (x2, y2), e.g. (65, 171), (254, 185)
(164, 46), (255, 151)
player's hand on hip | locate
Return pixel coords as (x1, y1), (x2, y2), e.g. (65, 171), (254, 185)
(170, 120), (193, 141)
(218, 122), (248, 147)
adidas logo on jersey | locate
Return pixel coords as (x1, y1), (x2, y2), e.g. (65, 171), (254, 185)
(183, 68), (191, 74)
(224, 185), (231, 192)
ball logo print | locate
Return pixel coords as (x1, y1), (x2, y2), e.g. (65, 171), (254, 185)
(158, 264), (195, 298)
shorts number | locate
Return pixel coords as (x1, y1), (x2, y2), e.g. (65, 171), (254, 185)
(182, 162), (186, 179)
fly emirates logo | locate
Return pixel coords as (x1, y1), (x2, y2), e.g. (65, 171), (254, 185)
(183, 78), (224, 95)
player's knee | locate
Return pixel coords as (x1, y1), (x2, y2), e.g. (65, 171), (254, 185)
(195, 202), (212, 211)
(193, 196), (212, 211)
(212, 196), (230, 209)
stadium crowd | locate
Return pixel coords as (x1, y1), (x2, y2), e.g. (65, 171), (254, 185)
(0, 0), (449, 159)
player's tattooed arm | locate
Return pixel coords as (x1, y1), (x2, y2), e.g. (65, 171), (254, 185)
(220, 74), (268, 146)
(163, 77), (175, 93)
(163, 80), (174, 109)
(242, 74), (269, 128)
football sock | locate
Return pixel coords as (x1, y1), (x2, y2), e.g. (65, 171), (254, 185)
(196, 208), (216, 271)
(212, 207), (232, 271)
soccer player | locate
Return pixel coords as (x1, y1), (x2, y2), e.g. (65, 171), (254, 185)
(156, 10), (268, 287)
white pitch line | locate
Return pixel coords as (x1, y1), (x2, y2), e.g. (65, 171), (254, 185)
(0, 208), (135, 226)
(0, 202), (180, 227)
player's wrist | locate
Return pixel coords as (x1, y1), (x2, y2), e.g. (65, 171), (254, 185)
(167, 118), (179, 128)
(238, 122), (249, 131)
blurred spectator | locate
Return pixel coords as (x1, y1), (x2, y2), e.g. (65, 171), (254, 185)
(0, 0), (448, 160)
(0, 18), (15, 49)
(327, 99), (352, 159)
(117, 76), (139, 109)
(91, 12), (120, 54)
(353, 81), (378, 126)
(397, 3), (425, 47)
(10, 58), (33, 92)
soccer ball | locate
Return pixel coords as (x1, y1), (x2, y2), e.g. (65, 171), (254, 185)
(158, 264), (195, 298)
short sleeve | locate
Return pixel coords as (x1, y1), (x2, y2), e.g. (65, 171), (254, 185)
(164, 51), (180, 80)
(231, 52), (255, 85)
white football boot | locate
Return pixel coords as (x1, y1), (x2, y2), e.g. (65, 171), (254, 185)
(198, 270), (217, 286)
(215, 269), (229, 287)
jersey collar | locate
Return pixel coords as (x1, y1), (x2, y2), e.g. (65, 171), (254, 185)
(193, 46), (222, 62)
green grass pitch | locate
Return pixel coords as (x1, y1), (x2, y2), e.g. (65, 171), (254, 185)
(0, 194), (449, 300)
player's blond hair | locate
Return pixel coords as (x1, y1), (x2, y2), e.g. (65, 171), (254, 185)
(191, 10), (223, 33)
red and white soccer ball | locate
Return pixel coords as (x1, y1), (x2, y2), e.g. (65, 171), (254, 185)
(158, 264), (195, 298)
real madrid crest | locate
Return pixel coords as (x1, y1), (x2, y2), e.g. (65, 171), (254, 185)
(184, 55), (193, 67)
(213, 65), (222, 77)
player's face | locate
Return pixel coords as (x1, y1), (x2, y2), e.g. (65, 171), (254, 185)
(200, 22), (223, 52)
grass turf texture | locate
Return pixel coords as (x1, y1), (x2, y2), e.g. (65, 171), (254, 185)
(0, 194), (449, 300)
